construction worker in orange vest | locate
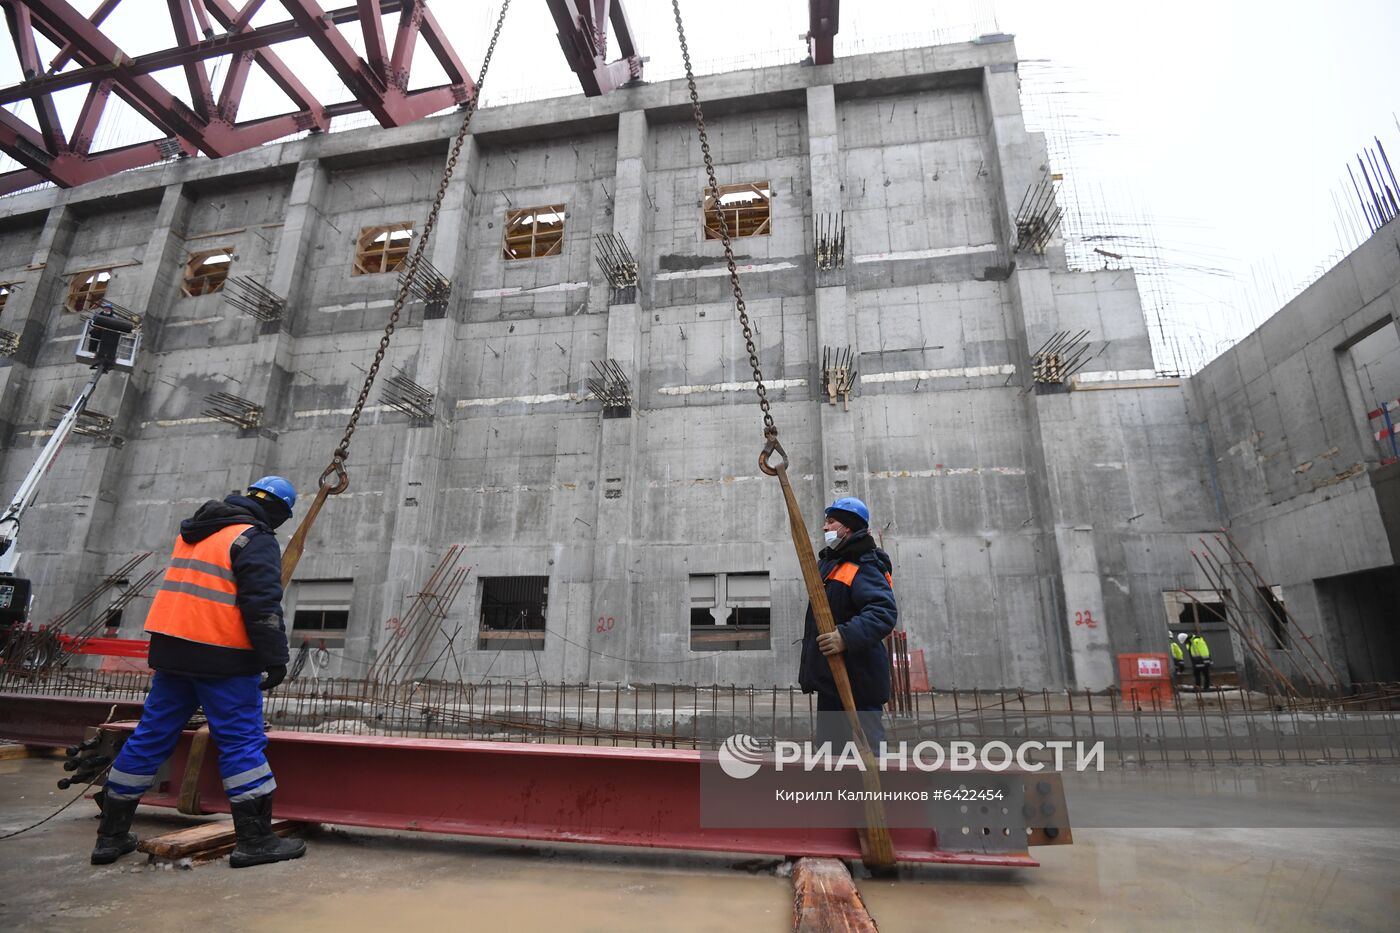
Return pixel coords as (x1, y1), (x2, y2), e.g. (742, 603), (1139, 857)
(91, 477), (306, 868)
(798, 496), (898, 750)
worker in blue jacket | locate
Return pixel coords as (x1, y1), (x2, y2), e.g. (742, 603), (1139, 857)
(91, 477), (306, 869)
(799, 497), (898, 750)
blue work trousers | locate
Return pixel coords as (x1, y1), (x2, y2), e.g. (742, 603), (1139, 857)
(815, 691), (886, 751)
(106, 671), (275, 804)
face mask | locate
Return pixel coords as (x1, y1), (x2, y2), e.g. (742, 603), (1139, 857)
(823, 530), (840, 547)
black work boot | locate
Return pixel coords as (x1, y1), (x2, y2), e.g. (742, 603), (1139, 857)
(90, 796), (140, 865)
(229, 795), (305, 868)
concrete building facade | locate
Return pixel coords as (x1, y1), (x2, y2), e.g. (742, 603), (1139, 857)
(0, 37), (1395, 689)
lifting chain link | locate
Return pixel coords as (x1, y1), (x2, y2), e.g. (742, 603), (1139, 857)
(671, 0), (779, 451)
(320, 0), (513, 494)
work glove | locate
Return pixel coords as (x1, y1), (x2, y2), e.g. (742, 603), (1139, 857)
(817, 628), (846, 656)
(260, 664), (287, 691)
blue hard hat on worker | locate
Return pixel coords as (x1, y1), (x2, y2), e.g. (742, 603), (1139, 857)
(247, 475), (296, 516)
(825, 496), (869, 531)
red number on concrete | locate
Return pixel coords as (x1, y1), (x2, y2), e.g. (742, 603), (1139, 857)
(1074, 610), (1099, 629)
(595, 616), (615, 633)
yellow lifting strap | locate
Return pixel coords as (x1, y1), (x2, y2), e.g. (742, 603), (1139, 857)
(280, 2), (514, 588)
(671, 0), (896, 869)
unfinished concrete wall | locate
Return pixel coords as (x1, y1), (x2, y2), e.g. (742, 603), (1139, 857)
(1189, 222), (1400, 684)
(0, 37), (1269, 690)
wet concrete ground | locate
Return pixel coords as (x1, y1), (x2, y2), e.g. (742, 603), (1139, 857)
(2, 756), (1398, 932)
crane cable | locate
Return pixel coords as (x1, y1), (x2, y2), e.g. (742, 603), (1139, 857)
(668, 1), (896, 868)
(280, 1), (513, 588)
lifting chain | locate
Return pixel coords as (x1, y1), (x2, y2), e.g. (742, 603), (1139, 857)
(670, 0), (784, 470)
(670, 1), (896, 867)
(282, 0), (511, 587)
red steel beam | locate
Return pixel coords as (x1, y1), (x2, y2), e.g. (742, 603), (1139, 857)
(3, 2), (63, 151)
(0, 695), (145, 747)
(546, 0), (643, 98)
(46, 0), (120, 73)
(1, 1), (411, 106)
(0, 0), (484, 190)
(276, 0), (469, 126)
(202, 0), (328, 128)
(165, 0), (216, 122)
(808, 0), (838, 66)
(0, 106), (187, 195)
(358, 0), (391, 82)
(101, 724), (1044, 868)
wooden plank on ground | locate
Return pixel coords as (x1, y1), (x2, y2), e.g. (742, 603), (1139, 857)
(0, 744), (28, 760)
(791, 857), (879, 932)
(139, 819), (301, 861)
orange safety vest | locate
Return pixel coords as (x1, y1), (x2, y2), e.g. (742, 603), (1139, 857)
(823, 561), (894, 590)
(145, 524), (253, 650)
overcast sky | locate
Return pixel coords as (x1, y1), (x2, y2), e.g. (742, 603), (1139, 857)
(3, 1), (1398, 370)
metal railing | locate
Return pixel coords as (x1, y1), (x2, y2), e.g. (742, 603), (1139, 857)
(2, 668), (1396, 768)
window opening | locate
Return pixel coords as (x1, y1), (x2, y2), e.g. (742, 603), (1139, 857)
(478, 576), (548, 650)
(1346, 321), (1400, 464)
(182, 248), (234, 296)
(503, 205), (565, 260)
(0, 281), (14, 314)
(689, 572), (771, 651)
(66, 269), (112, 312)
(289, 579), (353, 646)
(1258, 586), (1289, 649)
(703, 182), (771, 240)
(354, 223), (414, 275)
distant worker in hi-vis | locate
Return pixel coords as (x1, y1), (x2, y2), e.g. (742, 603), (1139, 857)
(1174, 631), (1212, 691)
(91, 477), (306, 868)
(798, 496), (898, 748)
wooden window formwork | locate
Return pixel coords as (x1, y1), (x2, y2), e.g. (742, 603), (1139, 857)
(65, 269), (112, 312)
(502, 205), (565, 260)
(703, 182), (771, 240)
(354, 223), (415, 275)
(182, 247), (234, 297)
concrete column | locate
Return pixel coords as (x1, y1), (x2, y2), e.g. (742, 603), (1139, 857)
(586, 110), (650, 682)
(806, 85), (858, 505)
(69, 184), (195, 625)
(1054, 526), (1115, 689)
(372, 138), (481, 676)
(982, 68), (1074, 686)
(0, 202), (78, 467)
(241, 158), (330, 478)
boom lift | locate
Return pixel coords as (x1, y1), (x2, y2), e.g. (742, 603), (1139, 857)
(0, 309), (140, 638)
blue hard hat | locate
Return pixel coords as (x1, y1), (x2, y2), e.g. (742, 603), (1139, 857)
(248, 475), (297, 515)
(825, 496), (870, 525)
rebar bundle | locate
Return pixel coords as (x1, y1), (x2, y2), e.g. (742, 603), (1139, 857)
(1, 554), (155, 675)
(821, 345), (856, 409)
(586, 358), (632, 413)
(397, 255), (452, 316)
(223, 276), (286, 323)
(56, 567), (162, 665)
(1185, 530), (1344, 697)
(593, 234), (638, 288)
(46, 554), (152, 634)
(201, 391), (263, 430)
(368, 546), (473, 685)
(0, 328), (18, 357)
(1031, 330), (1092, 384)
(47, 403), (113, 439)
(814, 212), (846, 271)
(380, 367), (435, 421)
(1345, 136), (1400, 235)
(1014, 174), (1062, 254)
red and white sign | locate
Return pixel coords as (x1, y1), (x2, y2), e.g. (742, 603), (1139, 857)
(1137, 658), (1164, 678)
